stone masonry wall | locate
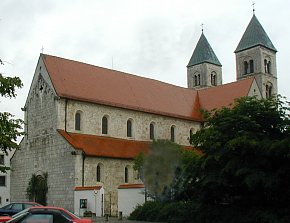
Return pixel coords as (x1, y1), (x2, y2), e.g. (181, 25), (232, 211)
(58, 99), (201, 146)
(10, 63), (77, 212)
(84, 157), (139, 216)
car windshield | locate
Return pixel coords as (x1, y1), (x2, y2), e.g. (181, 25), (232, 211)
(11, 208), (29, 218)
(6, 211), (29, 223)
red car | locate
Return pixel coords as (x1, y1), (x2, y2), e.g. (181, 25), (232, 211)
(0, 202), (41, 216)
(5, 206), (92, 223)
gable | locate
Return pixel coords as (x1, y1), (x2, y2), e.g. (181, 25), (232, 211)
(25, 56), (57, 108)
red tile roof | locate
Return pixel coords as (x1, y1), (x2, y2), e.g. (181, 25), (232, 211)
(58, 130), (199, 159)
(42, 54), (201, 121)
(58, 130), (150, 159)
(74, 186), (102, 191)
(42, 54), (255, 121)
(198, 77), (255, 111)
(118, 184), (145, 189)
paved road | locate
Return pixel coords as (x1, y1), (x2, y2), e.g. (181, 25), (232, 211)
(93, 216), (158, 223)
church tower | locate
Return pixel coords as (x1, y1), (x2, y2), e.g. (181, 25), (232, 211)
(235, 14), (277, 98)
(187, 32), (222, 90)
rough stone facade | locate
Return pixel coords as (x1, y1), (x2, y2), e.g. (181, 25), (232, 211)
(187, 62), (222, 90)
(11, 57), (201, 216)
(10, 62), (77, 210)
(235, 46), (277, 98)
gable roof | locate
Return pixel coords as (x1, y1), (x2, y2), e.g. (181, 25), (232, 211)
(42, 54), (201, 121)
(198, 77), (255, 111)
(187, 32), (222, 67)
(41, 54), (255, 121)
(235, 14), (277, 53)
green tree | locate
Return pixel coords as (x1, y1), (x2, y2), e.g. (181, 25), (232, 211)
(188, 96), (290, 222)
(134, 140), (182, 200)
(26, 173), (48, 205)
(0, 59), (23, 173)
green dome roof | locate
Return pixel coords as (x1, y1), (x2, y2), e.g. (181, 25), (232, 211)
(187, 33), (222, 67)
(235, 14), (277, 53)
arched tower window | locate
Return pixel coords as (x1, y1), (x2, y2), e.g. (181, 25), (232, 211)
(198, 74), (201, 85)
(266, 82), (273, 99)
(127, 119), (133, 137)
(194, 75), (198, 86)
(170, 125), (176, 142)
(193, 73), (201, 86)
(249, 60), (254, 73)
(75, 112), (81, 131)
(102, 116), (108, 134)
(244, 61), (249, 74)
(264, 59), (267, 73)
(211, 72), (217, 86)
(264, 58), (272, 74)
(150, 122), (155, 140)
(267, 61), (272, 74)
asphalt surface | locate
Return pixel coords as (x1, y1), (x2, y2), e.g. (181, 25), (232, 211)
(93, 217), (158, 223)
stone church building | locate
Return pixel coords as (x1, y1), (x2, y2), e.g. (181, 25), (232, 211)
(10, 14), (277, 216)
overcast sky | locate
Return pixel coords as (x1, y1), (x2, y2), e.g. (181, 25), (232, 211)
(1, 0), (289, 120)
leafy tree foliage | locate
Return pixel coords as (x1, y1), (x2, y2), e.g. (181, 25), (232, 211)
(187, 96), (290, 222)
(134, 140), (182, 200)
(0, 59), (23, 173)
(26, 173), (48, 205)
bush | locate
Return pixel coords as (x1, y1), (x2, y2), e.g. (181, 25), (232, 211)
(83, 211), (92, 217)
(129, 201), (196, 222)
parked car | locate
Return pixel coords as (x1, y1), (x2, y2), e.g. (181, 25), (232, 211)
(0, 208), (31, 222)
(6, 206), (92, 223)
(0, 202), (41, 216)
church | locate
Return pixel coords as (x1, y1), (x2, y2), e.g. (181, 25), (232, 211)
(10, 13), (277, 217)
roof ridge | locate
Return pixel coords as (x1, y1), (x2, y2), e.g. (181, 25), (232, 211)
(42, 53), (189, 90)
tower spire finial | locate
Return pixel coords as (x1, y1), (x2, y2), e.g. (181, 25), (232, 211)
(252, 1), (255, 14)
(201, 23), (204, 33)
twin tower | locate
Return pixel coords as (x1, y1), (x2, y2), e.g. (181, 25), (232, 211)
(187, 14), (277, 99)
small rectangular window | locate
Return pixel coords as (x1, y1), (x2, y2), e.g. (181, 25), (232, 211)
(0, 176), (6, 186)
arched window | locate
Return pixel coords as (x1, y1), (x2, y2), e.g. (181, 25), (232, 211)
(194, 75), (198, 86)
(264, 58), (272, 74)
(127, 119), (133, 137)
(211, 72), (217, 86)
(150, 122), (155, 140)
(96, 163), (103, 182)
(102, 116), (108, 134)
(266, 83), (273, 99)
(194, 73), (200, 86)
(75, 112), (81, 131)
(125, 166), (129, 183)
(244, 61), (248, 74)
(170, 125), (175, 142)
(249, 60), (254, 73)
(198, 74), (201, 85)
(267, 61), (272, 74)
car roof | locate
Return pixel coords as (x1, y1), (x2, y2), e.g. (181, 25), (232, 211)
(29, 206), (66, 211)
